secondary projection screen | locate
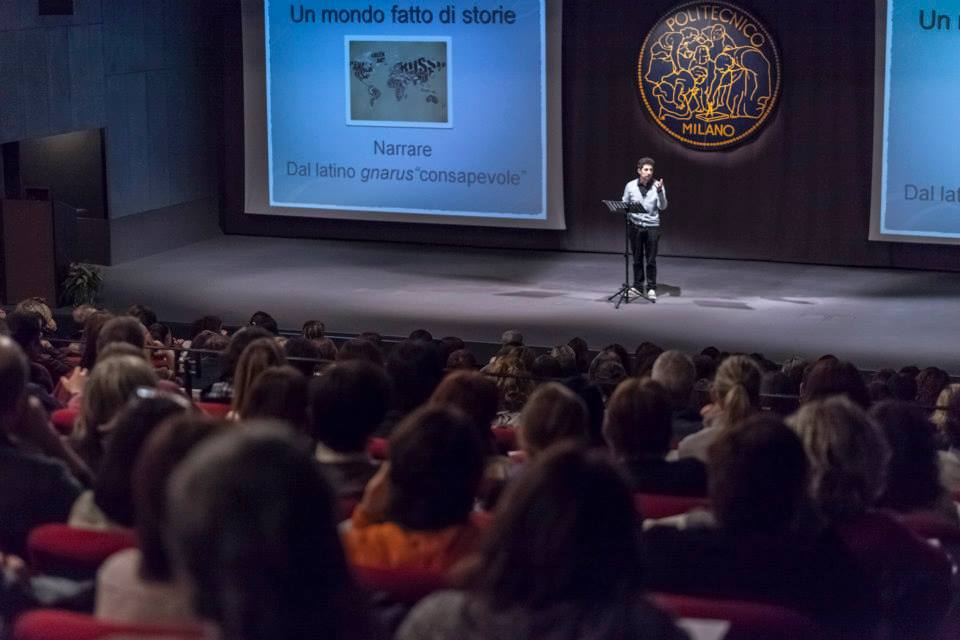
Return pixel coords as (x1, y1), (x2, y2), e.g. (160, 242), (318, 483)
(871, 0), (960, 244)
(242, 0), (565, 229)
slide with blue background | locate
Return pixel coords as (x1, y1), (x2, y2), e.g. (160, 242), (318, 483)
(265, 1), (547, 220)
(877, 0), (960, 241)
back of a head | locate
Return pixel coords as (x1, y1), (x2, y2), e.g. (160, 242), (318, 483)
(712, 355), (763, 429)
(282, 336), (322, 378)
(430, 370), (498, 450)
(387, 405), (485, 530)
(336, 337), (384, 367)
(125, 304), (157, 328)
(189, 315), (223, 341)
(567, 336), (590, 373)
(82, 355), (159, 434)
(301, 319), (325, 341)
(603, 378), (672, 458)
(0, 337), (29, 417)
(94, 393), (191, 527)
(240, 366), (308, 433)
(386, 339), (444, 414)
(6, 311), (42, 352)
(16, 297), (54, 327)
(80, 311), (115, 370)
(96, 316), (147, 354)
(231, 338), (285, 412)
(467, 444), (640, 609)
(222, 327), (274, 381)
(531, 354), (562, 380)
(886, 373), (918, 402)
(708, 414), (808, 534)
(167, 424), (355, 640)
(548, 344), (578, 377)
(96, 341), (147, 364)
(801, 359), (869, 409)
(870, 400), (944, 513)
(589, 355), (628, 399)
(651, 350), (695, 409)
(501, 329), (523, 346)
(132, 414), (222, 582)
(446, 348), (478, 370)
(915, 366), (949, 408)
(786, 397), (889, 522)
(408, 328), (434, 343)
(309, 360), (391, 452)
(249, 310), (279, 336)
(519, 382), (590, 457)
(486, 355), (534, 413)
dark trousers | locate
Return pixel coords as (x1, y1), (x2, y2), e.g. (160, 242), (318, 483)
(629, 225), (660, 290)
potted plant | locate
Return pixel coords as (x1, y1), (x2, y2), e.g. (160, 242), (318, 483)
(61, 262), (103, 306)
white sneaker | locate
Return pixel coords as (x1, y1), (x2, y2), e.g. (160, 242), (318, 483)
(629, 286), (643, 296)
(646, 289), (657, 300)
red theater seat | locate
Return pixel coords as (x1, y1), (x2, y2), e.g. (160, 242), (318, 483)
(50, 408), (77, 436)
(634, 493), (711, 520)
(352, 566), (450, 605)
(491, 426), (517, 453)
(651, 593), (824, 640)
(13, 610), (201, 640)
(28, 524), (137, 578)
(196, 401), (231, 419)
(367, 437), (389, 460)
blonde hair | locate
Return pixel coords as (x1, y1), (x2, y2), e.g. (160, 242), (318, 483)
(519, 382), (589, 458)
(231, 338), (285, 413)
(930, 383), (960, 430)
(786, 396), (890, 522)
(486, 356), (535, 413)
(77, 355), (158, 468)
(711, 355), (762, 430)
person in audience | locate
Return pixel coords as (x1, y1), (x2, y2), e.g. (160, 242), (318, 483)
(409, 328), (434, 343)
(604, 378), (706, 496)
(645, 414), (877, 635)
(936, 390), (960, 493)
(125, 304), (157, 329)
(760, 370), (799, 415)
(929, 382), (960, 437)
(282, 336), (322, 377)
(238, 366), (308, 434)
(780, 355), (808, 394)
(872, 400), (960, 525)
(96, 316), (147, 355)
(787, 397), (954, 638)
(397, 444), (684, 640)
(500, 329), (523, 347)
(95, 414), (222, 624)
(337, 337), (385, 367)
(343, 405), (486, 571)
(187, 315), (224, 342)
(915, 366), (950, 410)
(6, 311), (56, 391)
(867, 379), (893, 404)
(676, 354), (761, 462)
(302, 319), (326, 342)
(70, 390), (192, 530)
(248, 310), (279, 335)
(548, 344), (578, 378)
(483, 356), (535, 427)
(886, 372), (918, 402)
(800, 359), (870, 409)
(0, 337), (84, 555)
(438, 336), (466, 362)
(73, 354), (159, 474)
(563, 377), (606, 446)
(79, 311), (114, 371)
(310, 361), (390, 501)
(229, 337), (285, 418)
(14, 298), (71, 380)
(566, 336), (591, 374)
(651, 350), (702, 439)
(429, 370), (510, 505)
(167, 424), (380, 640)
(633, 342), (663, 378)
(446, 348), (478, 370)
(530, 354), (562, 380)
(518, 382), (590, 459)
(588, 356), (627, 401)
(383, 339), (445, 433)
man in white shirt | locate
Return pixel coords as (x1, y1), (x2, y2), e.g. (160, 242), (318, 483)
(622, 157), (668, 300)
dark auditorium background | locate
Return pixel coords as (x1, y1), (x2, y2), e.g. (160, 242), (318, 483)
(4, 0), (957, 270)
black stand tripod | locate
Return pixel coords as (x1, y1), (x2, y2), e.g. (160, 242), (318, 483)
(603, 200), (654, 308)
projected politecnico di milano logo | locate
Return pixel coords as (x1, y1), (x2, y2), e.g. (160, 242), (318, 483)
(637, 2), (781, 150)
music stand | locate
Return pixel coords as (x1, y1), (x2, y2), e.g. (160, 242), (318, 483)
(603, 200), (653, 308)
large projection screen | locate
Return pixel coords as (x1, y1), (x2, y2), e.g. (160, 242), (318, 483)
(242, 1), (565, 230)
(871, 0), (960, 244)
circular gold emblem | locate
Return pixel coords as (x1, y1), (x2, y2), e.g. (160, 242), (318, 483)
(638, 2), (781, 150)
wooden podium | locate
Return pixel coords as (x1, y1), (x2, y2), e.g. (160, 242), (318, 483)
(0, 198), (58, 304)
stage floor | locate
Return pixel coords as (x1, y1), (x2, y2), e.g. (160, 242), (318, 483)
(101, 235), (960, 373)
